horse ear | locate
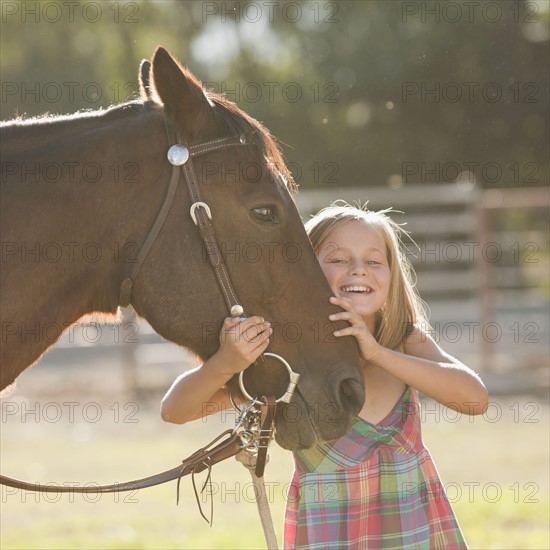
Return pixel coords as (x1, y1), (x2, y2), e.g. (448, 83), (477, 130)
(150, 46), (211, 135)
(139, 59), (153, 101)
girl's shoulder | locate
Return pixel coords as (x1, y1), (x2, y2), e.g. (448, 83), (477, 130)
(403, 325), (431, 346)
(394, 325), (425, 353)
(402, 324), (452, 362)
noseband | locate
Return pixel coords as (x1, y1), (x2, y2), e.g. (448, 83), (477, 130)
(118, 118), (299, 404)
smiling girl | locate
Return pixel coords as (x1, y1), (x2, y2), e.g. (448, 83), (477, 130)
(283, 203), (488, 549)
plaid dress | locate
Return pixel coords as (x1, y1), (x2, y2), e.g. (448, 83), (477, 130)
(283, 387), (467, 549)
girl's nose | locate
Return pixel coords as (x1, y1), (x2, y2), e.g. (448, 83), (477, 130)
(349, 260), (368, 276)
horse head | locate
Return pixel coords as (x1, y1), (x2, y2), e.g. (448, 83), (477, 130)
(129, 47), (364, 450)
(0, 47), (364, 450)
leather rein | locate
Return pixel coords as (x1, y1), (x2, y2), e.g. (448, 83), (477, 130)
(1, 118), (297, 512)
(0, 399), (273, 495)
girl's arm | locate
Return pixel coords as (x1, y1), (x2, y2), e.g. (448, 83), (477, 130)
(329, 296), (489, 415)
(369, 328), (489, 415)
(161, 359), (234, 423)
(161, 316), (272, 424)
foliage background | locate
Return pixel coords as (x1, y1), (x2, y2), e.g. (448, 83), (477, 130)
(1, 0), (548, 189)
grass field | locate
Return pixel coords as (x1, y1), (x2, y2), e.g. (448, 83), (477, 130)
(1, 391), (548, 550)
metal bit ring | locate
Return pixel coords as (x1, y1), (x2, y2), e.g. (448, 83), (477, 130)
(238, 352), (300, 404)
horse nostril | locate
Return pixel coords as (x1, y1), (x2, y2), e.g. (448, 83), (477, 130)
(341, 380), (353, 397)
(337, 378), (365, 416)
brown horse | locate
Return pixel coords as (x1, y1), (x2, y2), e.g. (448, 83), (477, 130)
(0, 47), (364, 450)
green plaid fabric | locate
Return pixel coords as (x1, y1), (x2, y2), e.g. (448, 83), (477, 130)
(284, 387), (467, 549)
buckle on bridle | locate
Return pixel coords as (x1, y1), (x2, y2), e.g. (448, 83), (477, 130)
(190, 201), (212, 225)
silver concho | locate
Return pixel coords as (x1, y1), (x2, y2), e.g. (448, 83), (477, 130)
(167, 145), (190, 166)
(230, 304), (245, 317)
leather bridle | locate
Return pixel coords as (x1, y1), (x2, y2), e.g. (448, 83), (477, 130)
(119, 117), (300, 405)
(118, 119), (248, 314)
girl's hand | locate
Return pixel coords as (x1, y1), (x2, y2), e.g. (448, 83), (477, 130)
(216, 316), (272, 375)
(329, 296), (382, 362)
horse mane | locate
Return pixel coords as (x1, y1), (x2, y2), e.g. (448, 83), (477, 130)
(0, 101), (158, 160)
(0, 100), (150, 127)
(2, 83), (296, 194)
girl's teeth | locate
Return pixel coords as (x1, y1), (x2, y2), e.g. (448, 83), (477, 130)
(343, 286), (370, 293)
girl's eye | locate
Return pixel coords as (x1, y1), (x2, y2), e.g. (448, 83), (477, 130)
(367, 260), (380, 265)
(251, 206), (278, 223)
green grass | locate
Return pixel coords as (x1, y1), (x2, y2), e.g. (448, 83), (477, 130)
(1, 396), (548, 549)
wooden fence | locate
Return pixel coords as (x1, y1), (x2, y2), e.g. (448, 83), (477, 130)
(25, 184), (549, 397)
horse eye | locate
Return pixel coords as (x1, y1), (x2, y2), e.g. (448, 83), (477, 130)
(251, 206), (278, 223)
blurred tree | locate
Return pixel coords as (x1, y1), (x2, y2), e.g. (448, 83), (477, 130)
(223, 0), (549, 189)
(1, 0), (547, 189)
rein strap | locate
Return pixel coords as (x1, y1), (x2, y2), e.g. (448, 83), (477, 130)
(254, 396), (277, 478)
(0, 428), (242, 494)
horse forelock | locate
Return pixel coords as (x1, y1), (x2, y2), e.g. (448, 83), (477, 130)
(207, 95), (297, 196)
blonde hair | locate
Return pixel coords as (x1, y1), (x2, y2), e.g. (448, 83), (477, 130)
(305, 201), (430, 350)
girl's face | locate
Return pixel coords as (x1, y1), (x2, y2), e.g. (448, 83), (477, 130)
(317, 220), (391, 324)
